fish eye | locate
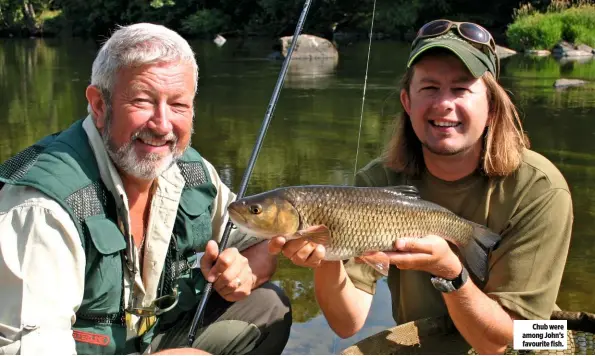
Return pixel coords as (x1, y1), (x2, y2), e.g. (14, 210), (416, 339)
(249, 204), (262, 215)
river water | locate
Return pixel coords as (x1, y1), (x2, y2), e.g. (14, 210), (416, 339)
(0, 37), (593, 354)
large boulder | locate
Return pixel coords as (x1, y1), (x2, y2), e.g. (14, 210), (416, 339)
(279, 34), (339, 60)
(552, 41), (593, 58)
(495, 45), (517, 59)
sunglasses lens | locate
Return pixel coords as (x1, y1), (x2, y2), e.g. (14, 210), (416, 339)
(459, 23), (490, 44)
(419, 20), (451, 36)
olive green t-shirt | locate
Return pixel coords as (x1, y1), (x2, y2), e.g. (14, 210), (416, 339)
(345, 148), (573, 324)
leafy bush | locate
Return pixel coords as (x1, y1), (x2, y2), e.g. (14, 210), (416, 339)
(507, 2), (595, 50)
(506, 13), (564, 50)
(180, 9), (230, 37)
(560, 6), (595, 46)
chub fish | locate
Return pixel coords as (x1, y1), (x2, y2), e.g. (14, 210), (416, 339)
(227, 185), (501, 281)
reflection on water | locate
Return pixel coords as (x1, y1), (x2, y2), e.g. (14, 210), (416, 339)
(1, 38), (594, 354)
(285, 57), (339, 89)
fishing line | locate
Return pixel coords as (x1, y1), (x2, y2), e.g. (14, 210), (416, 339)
(186, 0), (313, 347)
(353, 0), (377, 182)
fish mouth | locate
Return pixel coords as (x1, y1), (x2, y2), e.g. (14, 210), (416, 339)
(227, 203), (247, 225)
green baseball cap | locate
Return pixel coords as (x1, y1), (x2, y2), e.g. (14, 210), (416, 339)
(407, 30), (499, 79)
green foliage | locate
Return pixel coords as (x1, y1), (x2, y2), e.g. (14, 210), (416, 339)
(507, 2), (595, 50)
(149, 0), (175, 9)
(512, 2), (538, 20)
(506, 13), (564, 50)
(180, 9), (229, 36)
(0, 0), (579, 40)
(560, 6), (595, 46)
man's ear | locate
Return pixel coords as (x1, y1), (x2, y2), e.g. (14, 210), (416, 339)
(400, 88), (411, 115)
(86, 85), (107, 130)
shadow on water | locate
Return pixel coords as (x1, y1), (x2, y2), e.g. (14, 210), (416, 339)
(0, 38), (594, 354)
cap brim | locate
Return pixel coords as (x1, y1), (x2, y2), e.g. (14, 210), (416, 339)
(407, 39), (491, 78)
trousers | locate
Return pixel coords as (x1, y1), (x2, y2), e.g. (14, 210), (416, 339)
(146, 282), (292, 355)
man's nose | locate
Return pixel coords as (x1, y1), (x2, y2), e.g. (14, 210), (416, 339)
(147, 103), (173, 135)
(432, 90), (456, 112)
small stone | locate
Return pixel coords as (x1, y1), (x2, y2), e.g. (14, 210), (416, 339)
(554, 78), (588, 88)
(525, 49), (551, 56)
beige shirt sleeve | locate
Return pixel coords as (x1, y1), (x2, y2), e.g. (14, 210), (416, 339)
(0, 185), (85, 355)
(202, 159), (264, 252)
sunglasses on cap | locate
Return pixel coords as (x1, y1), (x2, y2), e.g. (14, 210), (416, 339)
(412, 19), (500, 78)
(413, 19), (497, 52)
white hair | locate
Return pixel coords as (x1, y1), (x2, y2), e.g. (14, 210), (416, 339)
(87, 22), (198, 115)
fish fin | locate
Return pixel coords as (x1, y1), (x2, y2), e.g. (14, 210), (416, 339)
(359, 252), (390, 276)
(461, 222), (502, 282)
(384, 185), (420, 199)
(294, 225), (331, 246)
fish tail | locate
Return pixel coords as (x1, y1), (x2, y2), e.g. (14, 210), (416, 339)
(460, 222), (502, 283)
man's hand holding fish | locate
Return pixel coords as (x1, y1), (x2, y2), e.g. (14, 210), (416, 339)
(268, 226), (327, 268)
(361, 235), (464, 280)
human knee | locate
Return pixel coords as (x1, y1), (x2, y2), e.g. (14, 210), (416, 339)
(251, 282), (292, 325)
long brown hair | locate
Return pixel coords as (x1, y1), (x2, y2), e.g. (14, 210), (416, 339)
(383, 58), (530, 177)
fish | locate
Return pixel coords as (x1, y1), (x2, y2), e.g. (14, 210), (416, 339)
(226, 185), (501, 282)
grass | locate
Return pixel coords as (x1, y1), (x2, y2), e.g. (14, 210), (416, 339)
(506, 1), (595, 51)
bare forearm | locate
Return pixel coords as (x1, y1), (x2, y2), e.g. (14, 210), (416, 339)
(313, 261), (373, 338)
(241, 241), (277, 288)
(443, 280), (514, 354)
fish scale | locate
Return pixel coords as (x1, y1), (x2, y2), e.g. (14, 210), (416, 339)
(282, 186), (474, 261)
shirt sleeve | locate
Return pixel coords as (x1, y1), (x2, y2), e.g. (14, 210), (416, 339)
(484, 188), (573, 320)
(0, 186), (86, 355)
(202, 160), (264, 252)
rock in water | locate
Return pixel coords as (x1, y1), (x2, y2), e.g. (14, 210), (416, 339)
(495, 45), (517, 59)
(554, 78), (589, 89)
(552, 41), (593, 58)
(213, 34), (226, 47)
(279, 34), (339, 60)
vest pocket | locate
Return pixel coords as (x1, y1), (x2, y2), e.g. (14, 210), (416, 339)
(177, 188), (213, 253)
(166, 189), (213, 323)
(82, 216), (126, 314)
(74, 217), (128, 354)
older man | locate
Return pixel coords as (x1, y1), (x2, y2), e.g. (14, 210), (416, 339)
(270, 19), (573, 354)
(0, 23), (291, 355)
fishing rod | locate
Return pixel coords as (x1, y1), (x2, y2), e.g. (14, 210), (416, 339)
(186, 0), (313, 346)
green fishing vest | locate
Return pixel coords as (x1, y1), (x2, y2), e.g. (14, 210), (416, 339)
(0, 119), (217, 354)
